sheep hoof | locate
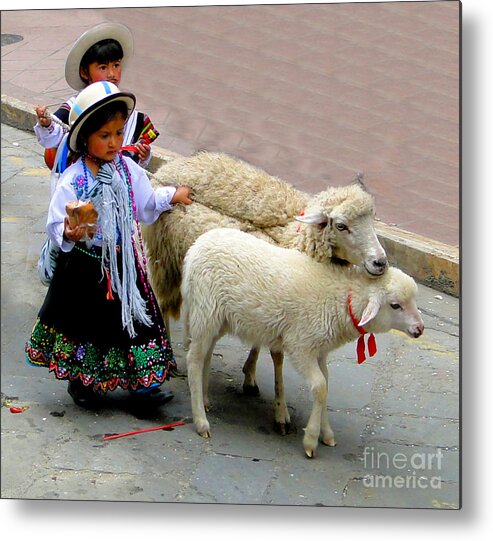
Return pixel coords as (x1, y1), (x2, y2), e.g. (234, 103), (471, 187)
(196, 420), (210, 438)
(304, 448), (315, 459)
(322, 437), (337, 447)
(243, 383), (260, 396)
(274, 421), (290, 436)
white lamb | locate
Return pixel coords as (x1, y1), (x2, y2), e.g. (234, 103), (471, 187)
(144, 152), (388, 387)
(182, 228), (424, 458)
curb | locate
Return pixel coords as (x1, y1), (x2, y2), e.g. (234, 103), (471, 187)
(1, 94), (459, 297)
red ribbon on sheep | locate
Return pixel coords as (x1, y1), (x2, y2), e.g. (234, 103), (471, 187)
(347, 293), (377, 364)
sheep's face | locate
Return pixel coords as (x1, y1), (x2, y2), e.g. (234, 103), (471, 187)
(359, 269), (424, 338)
(296, 209), (388, 276)
(330, 211), (387, 276)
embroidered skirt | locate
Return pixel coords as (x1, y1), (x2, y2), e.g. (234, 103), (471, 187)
(25, 243), (176, 393)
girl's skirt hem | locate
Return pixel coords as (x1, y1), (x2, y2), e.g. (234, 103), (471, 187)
(25, 244), (175, 393)
(26, 318), (176, 394)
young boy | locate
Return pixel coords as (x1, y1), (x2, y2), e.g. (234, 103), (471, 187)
(35, 22), (156, 169)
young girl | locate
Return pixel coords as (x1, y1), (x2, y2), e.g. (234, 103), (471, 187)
(35, 22), (156, 169)
(26, 81), (192, 414)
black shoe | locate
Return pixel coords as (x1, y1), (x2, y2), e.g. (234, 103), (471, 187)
(128, 387), (174, 418)
(68, 380), (104, 410)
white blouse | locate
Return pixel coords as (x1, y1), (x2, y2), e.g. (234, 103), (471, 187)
(47, 155), (176, 252)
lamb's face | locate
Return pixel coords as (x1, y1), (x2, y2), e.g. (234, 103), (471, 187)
(376, 294), (424, 338)
(360, 269), (424, 338)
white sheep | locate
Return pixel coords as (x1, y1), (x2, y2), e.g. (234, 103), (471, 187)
(152, 150), (304, 228)
(149, 152), (387, 274)
(144, 152), (388, 387)
(182, 228), (424, 458)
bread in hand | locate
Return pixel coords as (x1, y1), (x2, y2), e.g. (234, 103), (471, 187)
(66, 200), (98, 238)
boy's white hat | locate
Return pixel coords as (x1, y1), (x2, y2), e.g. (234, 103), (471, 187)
(65, 22), (134, 90)
(68, 81), (136, 152)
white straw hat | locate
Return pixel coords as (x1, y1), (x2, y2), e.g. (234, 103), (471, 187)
(65, 22), (134, 90)
(68, 81), (136, 152)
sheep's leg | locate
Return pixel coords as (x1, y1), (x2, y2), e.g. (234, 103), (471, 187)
(271, 350), (290, 435)
(242, 347), (260, 396)
(187, 338), (216, 438)
(298, 359), (328, 458)
(317, 353), (336, 447)
(164, 314), (171, 339)
(162, 313), (183, 377)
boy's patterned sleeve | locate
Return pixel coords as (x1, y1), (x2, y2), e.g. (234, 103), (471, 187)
(53, 103), (71, 126)
(137, 113), (159, 169)
(138, 113), (158, 142)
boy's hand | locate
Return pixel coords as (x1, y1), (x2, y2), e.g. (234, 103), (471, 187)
(171, 186), (193, 205)
(135, 142), (151, 163)
(35, 105), (51, 128)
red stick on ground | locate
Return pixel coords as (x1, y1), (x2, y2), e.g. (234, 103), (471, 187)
(102, 421), (185, 441)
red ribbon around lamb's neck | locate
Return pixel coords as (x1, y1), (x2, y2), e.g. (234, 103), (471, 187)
(347, 292), (377, 364)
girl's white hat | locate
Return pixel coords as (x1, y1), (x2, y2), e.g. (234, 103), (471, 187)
(68, 81), (136, 152)
(65, 22), (134, 90)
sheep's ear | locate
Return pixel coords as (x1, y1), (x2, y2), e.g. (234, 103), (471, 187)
(353, 172), (369, 192)
(295, 211), (328, 228)
(359, 296), (381, 327)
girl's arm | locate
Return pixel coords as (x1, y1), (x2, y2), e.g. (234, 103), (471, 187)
(125, 158), (192, 224)
(46, 177), (79, 251)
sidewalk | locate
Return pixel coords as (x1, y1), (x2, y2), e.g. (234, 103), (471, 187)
(0, 122), (460, 508)
(0, 3), (460, 294)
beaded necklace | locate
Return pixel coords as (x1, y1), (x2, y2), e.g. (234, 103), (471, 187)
(74, 244), (101, 260)
(78, 155), (92, 200)
(79, 152), (166, 343)
(114, 152), (166, 346)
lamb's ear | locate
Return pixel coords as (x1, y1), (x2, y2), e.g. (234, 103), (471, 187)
(295, 211), (328, 228)
(359, 296), (381, 327)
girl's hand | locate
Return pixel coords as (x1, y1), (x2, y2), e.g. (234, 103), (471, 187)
(63, 217), (87, 243)
(171, 186), (193, 205)
(135, 142), (151, 163)
(35, 105), (51, 128)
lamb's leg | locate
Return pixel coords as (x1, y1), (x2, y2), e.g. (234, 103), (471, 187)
(298, 359), (328, 458)
(182, 310), (191, 350)
(242, 347), (260, 396)
(202, 339), (216, 412)
(317, 353), (336, 447)
(187, 338), (216, 438)
(271, 350), (290, 435)
(182, 321), (191, 351)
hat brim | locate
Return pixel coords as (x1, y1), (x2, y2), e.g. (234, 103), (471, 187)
(68, 92), (136, 153)
(65, 23), (134, 90)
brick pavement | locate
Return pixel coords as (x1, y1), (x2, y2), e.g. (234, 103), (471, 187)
(1, 2), (460, 246)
